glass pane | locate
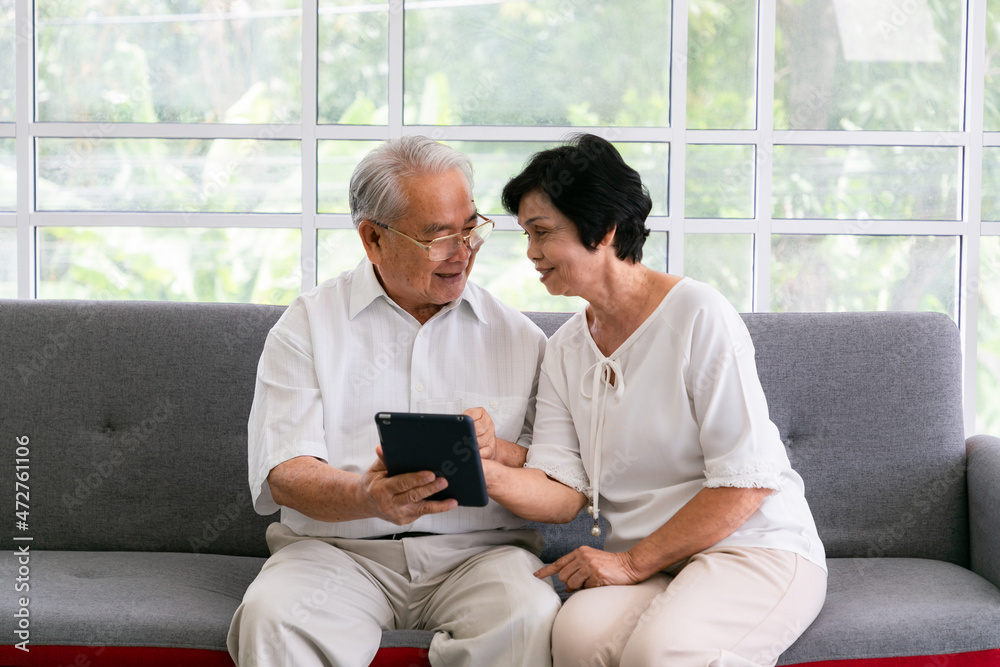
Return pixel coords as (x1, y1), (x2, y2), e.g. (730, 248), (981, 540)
(319, 140), (669, 217)
(774, 0), (963, 131)
(978, 236), (1000, 435)
(683, 234), (753, 312)
(0, 1), (13, 122)
(687, 0), (756, 129)
(0, 226), (15, 297)
(404, 1), (670, 126)
(317, 140), (382, 213)
(771, 235), (958, 315)
(317, 1), (387, 125)
(772, 145), (961, 221)
(472, 230), (585, 312)
(478, 230), (667, 312)
(446, 142), (547, 216)
(37, 227), (301, 303)
(317, 228), (364, 284)
(318, 229), (668, 313)
(685, 145), (754, 218)
(478, 230), (668, 312)
(985, 0), (1000, 131)
(36, 1), (301, 123)
(984, 147), (1000, 222)
(37, 138), (301, 212)
(0, 138), (14, 210)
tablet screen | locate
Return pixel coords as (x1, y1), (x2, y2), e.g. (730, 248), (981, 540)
(374, 412), (488, 507)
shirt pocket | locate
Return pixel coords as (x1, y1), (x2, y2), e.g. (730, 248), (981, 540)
(453, 392), (530, 443)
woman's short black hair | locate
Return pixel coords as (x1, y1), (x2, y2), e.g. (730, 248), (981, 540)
(501, 133), (652, 263)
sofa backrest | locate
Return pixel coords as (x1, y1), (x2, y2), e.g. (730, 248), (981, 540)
(0, 302), (968, 565)
(744, 311), (967, 566)
(1, 300), (282, 557)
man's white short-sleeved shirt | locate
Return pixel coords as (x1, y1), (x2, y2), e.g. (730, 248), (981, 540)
(526, 278), (827, 570)
(248, 258), (547, 538)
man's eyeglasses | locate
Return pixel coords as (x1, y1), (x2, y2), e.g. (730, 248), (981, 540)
(370, 213), (494, 262)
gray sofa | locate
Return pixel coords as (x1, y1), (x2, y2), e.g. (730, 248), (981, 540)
(1, 299), (999, 666)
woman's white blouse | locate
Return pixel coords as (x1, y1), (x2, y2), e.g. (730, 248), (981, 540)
(525, 278), (827, 570)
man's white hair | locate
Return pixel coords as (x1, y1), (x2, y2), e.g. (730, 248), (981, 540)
(349, 136), (475, 228)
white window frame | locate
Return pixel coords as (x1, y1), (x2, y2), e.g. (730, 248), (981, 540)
(3, 0), (997, 436)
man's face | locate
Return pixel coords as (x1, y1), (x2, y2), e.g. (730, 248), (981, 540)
(362, 168), (480, 324)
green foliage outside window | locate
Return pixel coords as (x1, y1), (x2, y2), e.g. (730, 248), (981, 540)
(37, 227), (301, 304)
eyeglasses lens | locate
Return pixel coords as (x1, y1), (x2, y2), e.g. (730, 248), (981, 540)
(427, 223), (492, 261)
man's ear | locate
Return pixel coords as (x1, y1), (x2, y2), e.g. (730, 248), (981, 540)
(359, 220), (384, 266)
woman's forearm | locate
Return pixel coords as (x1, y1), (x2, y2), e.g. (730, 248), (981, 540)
(484, 461), (587, 523)
(625, 486), (773, 580)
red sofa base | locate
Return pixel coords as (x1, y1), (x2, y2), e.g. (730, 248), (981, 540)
(0, 646), (995, 666)
(786, 651), (1000, 667)
(0, 644), (431, 666)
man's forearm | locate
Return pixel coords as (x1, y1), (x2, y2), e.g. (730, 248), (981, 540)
(267, 456), (374, 523)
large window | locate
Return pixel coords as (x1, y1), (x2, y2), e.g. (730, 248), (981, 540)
(2, 0), (998, 437)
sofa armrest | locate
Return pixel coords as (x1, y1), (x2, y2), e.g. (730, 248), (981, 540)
(967, 434), (1000, 589)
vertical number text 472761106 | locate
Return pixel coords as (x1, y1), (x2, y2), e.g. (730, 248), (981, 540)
(13, 435), (31, 652)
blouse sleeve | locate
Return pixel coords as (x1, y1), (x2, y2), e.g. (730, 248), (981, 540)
(685, 290), (788, 492)
(524, 335), (591, 495)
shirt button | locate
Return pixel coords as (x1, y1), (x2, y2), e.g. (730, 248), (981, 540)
(490, 400), (499, 409)
(415, 384), (425, 392)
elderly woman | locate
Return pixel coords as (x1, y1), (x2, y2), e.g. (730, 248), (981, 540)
(482, 134), (827, 666)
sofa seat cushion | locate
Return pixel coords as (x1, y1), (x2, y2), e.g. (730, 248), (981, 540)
(373, 557), (1000, 666)
(778, 558), (1000, 664)
(0, 550), (264, 653)
(0, 645), (238, 667)
(5, 553), (998, 666)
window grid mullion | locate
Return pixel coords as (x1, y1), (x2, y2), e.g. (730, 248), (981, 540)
(387, 1), (404, 137)
(753, 0), (777, 313)
(960, 0), (988, 436)
(771, 130), (971, 147)
(29, 212), (303, 228)
(301, 0), (319, 293)
(15, 0), (34, 298)
(29, 122), (304, 140)
(669, 0), (689, 276)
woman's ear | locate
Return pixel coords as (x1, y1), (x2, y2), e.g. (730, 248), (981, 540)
(359, 220), (384, 266)
(599, 226), (617, 249)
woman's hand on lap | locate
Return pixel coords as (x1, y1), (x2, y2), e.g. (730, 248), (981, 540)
(535, 546), (644, 593)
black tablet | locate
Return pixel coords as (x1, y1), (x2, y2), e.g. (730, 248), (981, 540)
(374, 412), (488, 507)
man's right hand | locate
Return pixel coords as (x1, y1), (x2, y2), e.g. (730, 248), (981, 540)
(266, 454), (458, 525)
(359, 449), (458, 525)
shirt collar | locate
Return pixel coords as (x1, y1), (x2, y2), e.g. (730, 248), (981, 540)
(348, 258), (489, 325)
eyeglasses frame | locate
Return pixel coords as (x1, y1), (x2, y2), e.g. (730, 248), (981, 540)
(368, 212), (495, 261)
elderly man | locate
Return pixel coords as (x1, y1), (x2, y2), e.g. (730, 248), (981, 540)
(227, 136), (560, 667)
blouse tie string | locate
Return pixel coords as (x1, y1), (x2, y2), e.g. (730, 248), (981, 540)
(580, 356), (625, 538)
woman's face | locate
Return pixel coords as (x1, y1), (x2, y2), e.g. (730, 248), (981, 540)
(517, 189), (604, 298)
